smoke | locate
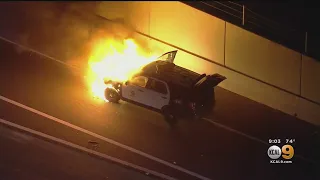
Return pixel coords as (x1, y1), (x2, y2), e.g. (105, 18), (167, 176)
(0, 2), (130, 57)
(0, 2), (88, 59)
(0, 2), (160, 77)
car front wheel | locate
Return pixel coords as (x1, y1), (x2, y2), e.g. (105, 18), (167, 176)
(104, 88), (120, 103)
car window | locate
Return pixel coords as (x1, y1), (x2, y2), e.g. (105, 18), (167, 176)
(156, 51), (177, 63)
(147, 79), (168, 94)
(158, 53), (170, 61)
(130, 76), (148, 88)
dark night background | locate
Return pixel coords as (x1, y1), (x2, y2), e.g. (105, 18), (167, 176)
(183, 1), (320, 61)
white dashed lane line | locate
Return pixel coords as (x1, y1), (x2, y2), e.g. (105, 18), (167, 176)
(0, 95), (212, 180)
(202, 117), (315, 164)
(0, 118), (177, 180)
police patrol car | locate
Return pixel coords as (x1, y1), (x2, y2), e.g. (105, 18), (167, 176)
(104, 50), (226, 121)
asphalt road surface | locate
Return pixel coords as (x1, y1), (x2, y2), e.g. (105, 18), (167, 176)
(0, 124), (157, 180)
(0, 39), (319, 180)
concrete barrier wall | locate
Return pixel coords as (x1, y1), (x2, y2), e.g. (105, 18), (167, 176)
(96, 2), (130, 23)
(0, 2), (98, 62)
(225, 23), (301, 95)
(297, 98), (320, 126)
(301, 55), (320, 104)
(147, 37), (320, 125)
(299, 55), (320, 124)
(127, 2), (151, 35)
(149, 2), (225, 65)
(96, 1), (320, 125)
(96, 2), (151, 36)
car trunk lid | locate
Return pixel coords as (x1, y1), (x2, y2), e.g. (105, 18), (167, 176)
(193, 73), (226, 89)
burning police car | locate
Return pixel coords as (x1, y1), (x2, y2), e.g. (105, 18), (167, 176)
(104, 50), (226, 121)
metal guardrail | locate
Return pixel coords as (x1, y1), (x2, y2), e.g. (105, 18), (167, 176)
(183, 1), (318, 61)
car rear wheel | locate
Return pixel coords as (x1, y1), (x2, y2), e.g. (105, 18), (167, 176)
(194, 103), (211, 120)
(161, 105), (177, 125)
(104, 88), (120, 103)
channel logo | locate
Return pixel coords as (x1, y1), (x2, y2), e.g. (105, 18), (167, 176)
(267, 144), (294, 163)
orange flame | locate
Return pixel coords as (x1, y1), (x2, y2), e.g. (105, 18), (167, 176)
(85, 38), (157, 100)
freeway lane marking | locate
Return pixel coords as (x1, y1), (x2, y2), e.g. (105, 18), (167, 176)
(0, 118), (177, 180)
(0, 35), (210, 179)
(202, 118), (316, 164)
(0, 36), (80, 71)
(202, 118), (268, 145)
(0, 95), (212, 180)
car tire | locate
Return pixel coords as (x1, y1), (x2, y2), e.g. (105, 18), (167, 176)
(193, 114), (202, 121)
(104, 88), (120, 103)
(193, 104), (205, 120)
(161, 105), (177, 125)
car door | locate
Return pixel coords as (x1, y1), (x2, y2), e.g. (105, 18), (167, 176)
(143, 78), (170, 110)
(157, 50), (177, 63)
(121, 75), (148, 103)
